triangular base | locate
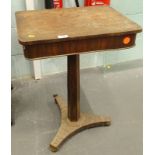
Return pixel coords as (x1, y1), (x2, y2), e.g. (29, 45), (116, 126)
(50, 95), (111, 152)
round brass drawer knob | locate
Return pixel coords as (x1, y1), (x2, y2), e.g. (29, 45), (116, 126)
(123, 36), (131, 45)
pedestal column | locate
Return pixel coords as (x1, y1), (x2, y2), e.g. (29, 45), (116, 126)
(67, 54), (80, 121)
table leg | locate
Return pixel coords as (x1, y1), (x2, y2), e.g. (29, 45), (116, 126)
(67, 54), (80, 121)
(50, 54), (111, 152)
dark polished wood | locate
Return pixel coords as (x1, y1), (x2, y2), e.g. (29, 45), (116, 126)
(23, 33), (136, 59)
(67, 55), (80, 121)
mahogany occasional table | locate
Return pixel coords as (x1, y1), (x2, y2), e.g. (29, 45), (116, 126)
(15, 6), (142, 152)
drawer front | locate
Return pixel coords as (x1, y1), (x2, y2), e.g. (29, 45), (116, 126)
(23, 33), (136, 59)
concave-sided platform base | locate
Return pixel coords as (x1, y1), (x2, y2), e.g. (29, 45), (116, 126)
(50, 95), (111, 152)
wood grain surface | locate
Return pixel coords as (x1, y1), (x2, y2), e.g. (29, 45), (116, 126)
(23, 33), (136, 59)
(51, 95), (111, 152)
(67, 55), (80, 121)
(15, 6), (142, 152)
(16, 6), (142, 45)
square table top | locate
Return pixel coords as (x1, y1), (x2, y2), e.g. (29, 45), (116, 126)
(16, 6), (142, 45)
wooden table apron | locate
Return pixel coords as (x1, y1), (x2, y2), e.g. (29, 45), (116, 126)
(23, 33), (136, 59)
(15, 6), (142, 152)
